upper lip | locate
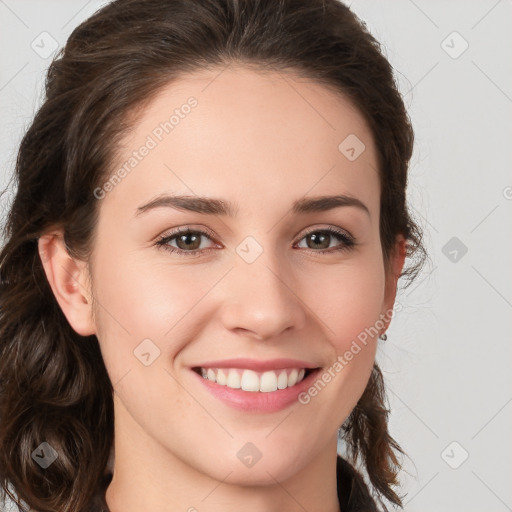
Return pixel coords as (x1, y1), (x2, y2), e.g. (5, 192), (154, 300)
(192, 358), (320, 372)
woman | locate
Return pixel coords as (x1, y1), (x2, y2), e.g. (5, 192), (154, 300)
(0, 0), (427, 511)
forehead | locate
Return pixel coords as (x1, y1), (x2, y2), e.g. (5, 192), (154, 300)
(103, 64), (380, 220)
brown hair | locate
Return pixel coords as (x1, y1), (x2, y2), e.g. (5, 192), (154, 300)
(0, 0), (427, 511)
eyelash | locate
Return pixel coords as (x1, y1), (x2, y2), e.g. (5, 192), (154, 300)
(155, 226), (356, 257)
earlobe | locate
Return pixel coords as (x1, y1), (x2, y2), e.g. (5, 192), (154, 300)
(38, 230), (96, 337)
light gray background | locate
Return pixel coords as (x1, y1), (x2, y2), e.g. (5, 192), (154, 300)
(1, 1), (511, 511)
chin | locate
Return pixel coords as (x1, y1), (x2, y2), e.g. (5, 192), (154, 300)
(206, 441), (310, 486)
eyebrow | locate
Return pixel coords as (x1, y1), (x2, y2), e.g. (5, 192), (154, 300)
(135, 193), (370, 218)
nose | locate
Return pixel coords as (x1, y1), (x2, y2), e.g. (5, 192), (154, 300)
(219, 253), (307, 341)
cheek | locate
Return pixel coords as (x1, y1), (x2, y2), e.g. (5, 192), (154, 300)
(91, 244), (192, 336)
(90, 248), (222, 378)
(295, 251), (385, 406)
(303, 253), (386, 349)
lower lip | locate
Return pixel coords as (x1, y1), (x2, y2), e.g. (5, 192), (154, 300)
(191, 368), (321, 413)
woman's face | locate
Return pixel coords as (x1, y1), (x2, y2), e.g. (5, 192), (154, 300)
(86, 65), (403, 483)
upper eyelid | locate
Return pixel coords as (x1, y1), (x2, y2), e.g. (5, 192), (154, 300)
(300, 225), (352, 238)
(158, 226), (219, 244)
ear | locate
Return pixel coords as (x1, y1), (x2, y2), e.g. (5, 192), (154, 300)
(380, 234), (407, 334)
(38, 230), (96, 336)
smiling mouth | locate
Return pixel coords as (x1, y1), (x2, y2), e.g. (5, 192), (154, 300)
(192, 366), (319, 393)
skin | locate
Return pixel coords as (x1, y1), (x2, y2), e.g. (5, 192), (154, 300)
(39, 64), (406, 512)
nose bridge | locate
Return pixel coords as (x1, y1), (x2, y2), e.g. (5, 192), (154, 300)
(219, 243), (306, 340)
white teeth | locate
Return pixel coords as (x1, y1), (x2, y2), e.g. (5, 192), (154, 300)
(241, 370), (260, 392)
(277, 370), (288, 389)
(226, 369), (241, 389)
(288, 368), (298, 387)
(216, 368), (227, 385)
(260, 371), (278, 393)
(198, 367), (310, 392)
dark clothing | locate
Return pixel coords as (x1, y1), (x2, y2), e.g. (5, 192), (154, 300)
(84, 456), (379, 511)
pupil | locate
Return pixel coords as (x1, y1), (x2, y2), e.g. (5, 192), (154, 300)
(310, 232), (329, 249)
(178, 232), (199, 250)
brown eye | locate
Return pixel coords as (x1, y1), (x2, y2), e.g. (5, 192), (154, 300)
(305, 231), (331, 250)
(174, 231), (202, 251)
(156, 228), (219, 257)
(156, 226), (356, 258)
(295, 227), (355, 255)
